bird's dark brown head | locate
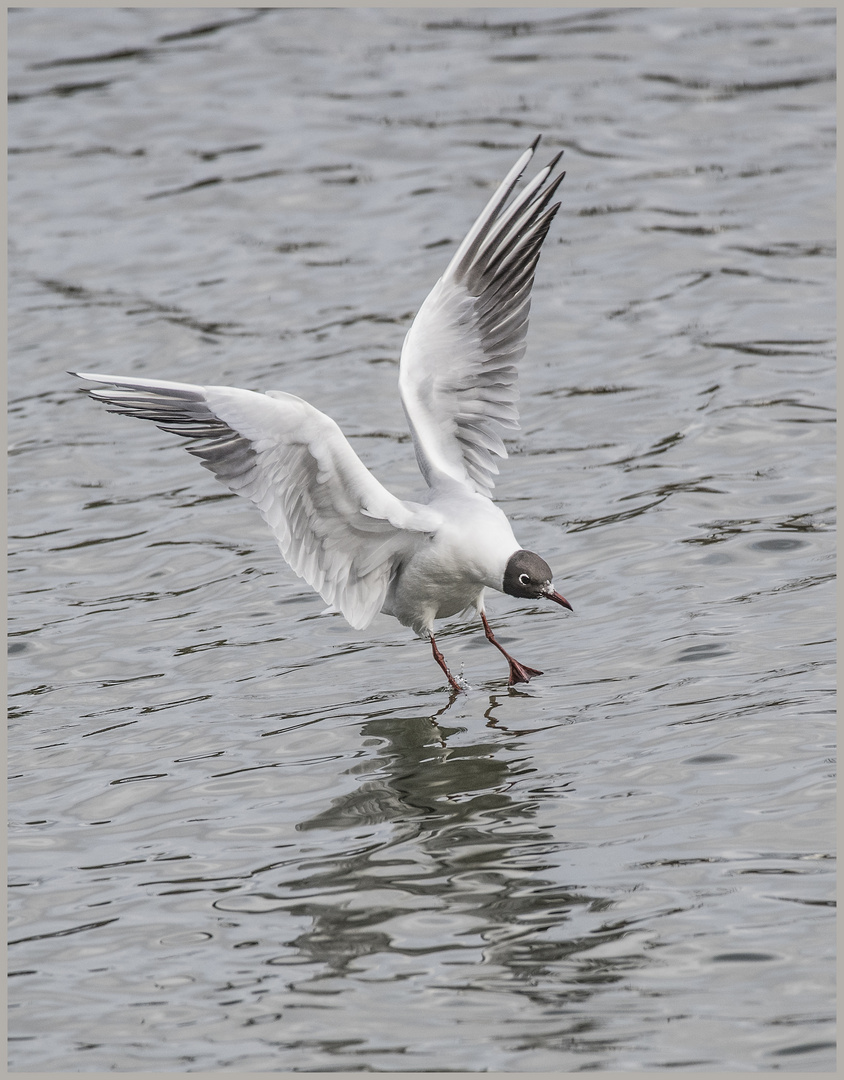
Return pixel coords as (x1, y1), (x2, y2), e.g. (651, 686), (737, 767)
(502, 549), (573, 610)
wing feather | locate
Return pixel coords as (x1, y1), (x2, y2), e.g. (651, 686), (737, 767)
(73, 372), (441, 629)
(399, 140), (564, 496)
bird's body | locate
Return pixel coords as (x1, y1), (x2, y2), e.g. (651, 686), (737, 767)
(75, 139), (572, 691)
(382, 481), (519, 637)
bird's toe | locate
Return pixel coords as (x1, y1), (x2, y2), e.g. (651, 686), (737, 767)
(508, 661), (544, 685)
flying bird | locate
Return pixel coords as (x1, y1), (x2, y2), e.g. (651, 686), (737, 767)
(74, 138), (572, 692)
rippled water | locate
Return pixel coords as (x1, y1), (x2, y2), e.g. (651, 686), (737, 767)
(8, 7), (836, 1072)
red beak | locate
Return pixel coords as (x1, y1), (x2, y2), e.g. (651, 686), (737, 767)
(545, 589), (573, 612)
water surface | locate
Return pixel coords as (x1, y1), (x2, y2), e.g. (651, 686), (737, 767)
(8, 7), (835, 1072)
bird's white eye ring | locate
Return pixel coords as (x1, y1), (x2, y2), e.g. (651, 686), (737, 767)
(519, 573), (530, 586)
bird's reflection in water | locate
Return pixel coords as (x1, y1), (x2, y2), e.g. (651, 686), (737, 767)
(255, 709), (628, 1024)
(429, 685), (558, 743)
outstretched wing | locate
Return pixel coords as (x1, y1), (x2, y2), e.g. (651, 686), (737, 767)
(74, 372), (441, 629)
(399, 139), (564, 497)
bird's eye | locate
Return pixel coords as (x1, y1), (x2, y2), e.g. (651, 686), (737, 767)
(519, 573), (530, 586)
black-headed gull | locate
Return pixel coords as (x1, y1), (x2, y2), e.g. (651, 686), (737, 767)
(74, 139), (572, 692)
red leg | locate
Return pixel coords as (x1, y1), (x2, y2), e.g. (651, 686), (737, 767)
(480, 611), (543, 685)
(430, 634), (464, 693)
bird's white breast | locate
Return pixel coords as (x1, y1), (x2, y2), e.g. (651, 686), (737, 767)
(383, 487), (521, 637)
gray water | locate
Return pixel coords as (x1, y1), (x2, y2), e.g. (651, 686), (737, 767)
(7, 6), (836, 1073)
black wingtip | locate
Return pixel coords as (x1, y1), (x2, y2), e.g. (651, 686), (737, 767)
(548, 150), (565, 171)
(530, 134), (542, 153)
